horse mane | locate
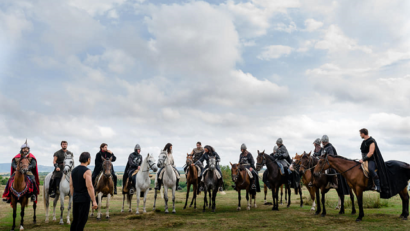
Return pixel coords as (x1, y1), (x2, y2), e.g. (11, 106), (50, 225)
(328, 155), (360, 163)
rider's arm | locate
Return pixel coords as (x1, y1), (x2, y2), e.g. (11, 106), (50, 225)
(84, 170), (97, 203)
(28, 158), (37, 171)
(11, 159), (17, 171)
(367, 143), (376, 158)
(215, 153), (221, 162)
(53, 156), (58, 165)
(249, 154), (256, 169)
(111, 153), (117, 162)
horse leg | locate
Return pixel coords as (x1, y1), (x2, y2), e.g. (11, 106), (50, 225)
(33, 200), (37, 224)
(280, 185), (283, 205)
(337, 188), (345, 214)
(20, 202), (25, 231)
(299, 186), (303, 208)
(208, 190), (212, 209)
(399, 187), (409, 219)
(349, 188), (356, 215)
(136, 188), (140, 214)
(45, 190), (50, 223)
(315, 188), (321, 215)
(237, 189), (241, 211)
(172, 186), (176, 214)
(97, 192), (102, 220)
(184, 182), (190, 209)
(246, 190), (250, 210)
(106, 194), (111, 219)
(276, 186), (280, 210)
(212, 188), (217, 212)
(287, 184), (291, 208)
(59, 194), (65, 225)
(67, 195), (72, 225)
(271, 188), (276, 210)
(52, 195), (59, 221)
(264, 184), (267, 203)
(129, 194), (133, 212)
(355, 188), (364, 221)
(121, 194), (125, 213)
(191, 183), (197, 209)
(143, 189), (148, 213)
(12, 202), (17, 231)
(153, 187), (157, 211)
(203, 189), (207, 212)
(321, 190), (326, 217)
(164, 186), (169, 214)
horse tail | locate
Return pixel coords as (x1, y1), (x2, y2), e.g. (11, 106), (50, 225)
(43, 184), (48, 209)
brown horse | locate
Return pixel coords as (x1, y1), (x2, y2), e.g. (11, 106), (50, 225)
(184, 153), (201, 209)
(263, 183), (287, 205)
(230, 163), (256, 210)
(256, 150), (290, 210)
(315, 154), (409, 221)
(91, 157), (114, 220)
(10, 157), (37, 231)
(306, 152), (356, 217)
(293, 152), (316, 211)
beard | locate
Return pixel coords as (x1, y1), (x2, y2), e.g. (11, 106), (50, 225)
(62, 147), (67, 151)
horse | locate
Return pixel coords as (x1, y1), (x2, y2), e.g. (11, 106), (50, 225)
(256, 150), (290, 210)
(202, 156), (220, 212)
(315, 153), (409, 221)
(310, 152), (356, 217)
(183, 153), (201, 210)
(122, 153), (158, 214)
(91, 157), (114, 220)
(262, 180), (287, 205)
(44, 155), (74, 224)
(8, 157), (37, 231)
(230, 162), (256, 210)
(292, 152), (316, 211)
(153, 151), (177, 213)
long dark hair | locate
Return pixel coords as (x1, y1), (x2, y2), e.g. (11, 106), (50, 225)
(163, 143), (172, 154)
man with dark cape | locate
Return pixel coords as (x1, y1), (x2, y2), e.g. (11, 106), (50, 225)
(122, 144), (143, 195)
(92, 143), (118, 194)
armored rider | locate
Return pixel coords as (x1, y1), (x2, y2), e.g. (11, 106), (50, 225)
(273, 138), (292, 186)
(238, 144), (260, 192)
(123, 144), (143, 195)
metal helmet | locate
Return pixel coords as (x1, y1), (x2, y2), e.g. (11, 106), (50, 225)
(321, 135), (329, 143)
(313, 138), (321, 145)
(241, 143), (247, 150)
(134, 144), (141, 150)
(276, 138), (283, 145)
(21, 139), (30, 149)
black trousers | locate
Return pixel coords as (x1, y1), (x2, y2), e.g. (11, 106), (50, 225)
(71, 201), (90, 231)
(368, 160), (379, 179)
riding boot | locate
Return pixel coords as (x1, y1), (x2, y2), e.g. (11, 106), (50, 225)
(31, 194), (36, 202)
(329, 175), (338, 189)
(113, 175), (118, 195)
(374, 179), (381, 192)
(176, 179), (182, 191)
(154, 178), (162, 190)
(49, 178), (56, 198)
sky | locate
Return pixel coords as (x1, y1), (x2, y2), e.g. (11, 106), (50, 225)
(1, 0), (410, 168)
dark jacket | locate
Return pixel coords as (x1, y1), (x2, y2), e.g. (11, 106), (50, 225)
(238, 151), (256, 169)
(123, 151), (143, 181)
(93, 150), (116, 176)
(275, 145), (292, 167)
(322, 143), (337, 156)
(196, 151), (220, 169)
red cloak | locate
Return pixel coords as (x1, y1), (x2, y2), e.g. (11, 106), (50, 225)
(10, 153), (40, 194)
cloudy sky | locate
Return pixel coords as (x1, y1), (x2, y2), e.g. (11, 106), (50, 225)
(1, 0), (410, 168)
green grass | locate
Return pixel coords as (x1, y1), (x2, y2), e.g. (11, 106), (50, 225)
(1, 184), (409, 231)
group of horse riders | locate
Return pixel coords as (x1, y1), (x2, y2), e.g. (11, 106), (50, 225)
(2, 128), (386, 205)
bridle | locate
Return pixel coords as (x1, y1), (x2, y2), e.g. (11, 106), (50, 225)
(231, 166), (240, 182)
(299, 154), (317, 175)
(143, 156), (157, 172)
(186, 154), (194, 166)
(256, 153), (266, 170)
(63, 157), (74, 182)
(102, 159), (112, 178)
(18, 158), (29, 174)
(315, 154), (361, 177)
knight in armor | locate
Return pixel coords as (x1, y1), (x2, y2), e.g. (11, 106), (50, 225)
(2, 140), (40, 203)
(359, 128), (382, 192)
(49, 141), (74, 198)
(92, 143), (118, 194)
(154, 143), (182, 191)
(320, 135), (338, 189)
(238, 144), (260, 192)
(313, 138), (322, 158)
(272, 138), (292, 186)
(184, 141), (204, 174)
(123, 144), (143, 195)
(195, 145), (224, 192)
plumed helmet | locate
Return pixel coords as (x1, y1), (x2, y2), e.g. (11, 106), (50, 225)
(135, 144), (141, 150)
(273, 146), (278, 152)
(241, 143), (247, 150)
(321, 135), (329, 143)
(276, 138), (283, 145)
(313, 138), (321, 145)
(21, 139), (30, 149)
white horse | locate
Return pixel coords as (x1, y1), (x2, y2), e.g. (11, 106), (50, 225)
(43, 155), (74, 225)
(121, 153), (158, 214)
(153, 152), (177, 213)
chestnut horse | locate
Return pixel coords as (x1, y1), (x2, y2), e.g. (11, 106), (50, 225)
(184, 153), (201, 209)
(256, 150), (290, 210)
(10, 157), (37, 231)
(230, 163), (256, 210)
(91, 157), (114, 220)
(315, 154), (409, 221)
(293, 152), (316, 211)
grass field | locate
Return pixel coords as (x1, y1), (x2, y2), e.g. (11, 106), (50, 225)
(1, 184), (410, 231)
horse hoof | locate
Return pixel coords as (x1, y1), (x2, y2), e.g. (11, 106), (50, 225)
(237, 207), (241, 211)
(183, 207), (186, 210)
(351, 211), (356, 215)
(106, 216), (110, 220)
(143, 210), (146, 213)
(67, 221), (70, 225)
(165, 211), (169, 214)
(339, 211), (345, 215)
(254, 205), (257, 208)
(136, 212), (139, 215)
(402, 217), (408, 220)
(97, 218), (101, 221)
(59, 222), (64, 225)
(20, 226), (24, 231)
(321, 214), (326, 217)
(45, 220), (49, 224)
(356, 218), (362, 222)
(202, 210), (205, 212)
(172, 211), (176, 214)
(121, 210), (124, 213)
(247, 207), (250, 211)
(212, 209), (215, 212)
(287, 205), (290, 208)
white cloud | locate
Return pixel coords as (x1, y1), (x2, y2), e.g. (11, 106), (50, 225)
(304, 18), (323, 32)
(257, 45), (293, 60)
(67, 0), (126, 16)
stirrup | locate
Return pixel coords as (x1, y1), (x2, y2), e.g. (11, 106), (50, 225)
(129, 188), (134, 195)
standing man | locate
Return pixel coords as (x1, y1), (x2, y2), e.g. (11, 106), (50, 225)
(123, 144), (143, 195)
(70, 152), (98, 231)
(359, 128), (388, 193)
(274, 138), (292, 186)
(92, 143), (118, 194)
(238, 144), (260, 192)
(49, 141), (74, 198)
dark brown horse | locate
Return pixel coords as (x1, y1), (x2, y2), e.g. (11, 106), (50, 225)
(263, 183), (287, 205)
(10, 157), (37, 231)
(230, 163), (256, 210)
(91, 157), (114, 220)
(256, 150), (290, 210)
(184, 153), (200, 209)
(315, 154), (409, 221)
(308, 152), (356, 217)
(293, 152), (316, 211)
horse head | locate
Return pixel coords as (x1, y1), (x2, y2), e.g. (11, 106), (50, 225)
(256, 150), (266, 171)
(63, 155), (74, 175)
(18, 157), (29, 175)
(157, 152), (167, 168)
(209, 156), (216, 172)
(313, 152), (330, 177)
(101, 157), (113, 178)
(186, 153), (194, 166)
(299, 151), (312, 174)
(230, 162), (240, 182)
(146, 153), (158, 172)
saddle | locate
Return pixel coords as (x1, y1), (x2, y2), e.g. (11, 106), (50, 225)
(238, 166), (253, 179)
(158, 168), (180, 180)
(3, 175), (37, 207)
(123, 169), (140, 193)
(360, 161), (377, 190)
(186, 165), (202, 177)
(201, 169), (222, 182)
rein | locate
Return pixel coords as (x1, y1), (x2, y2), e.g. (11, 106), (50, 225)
(317, 155), (361, 176)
